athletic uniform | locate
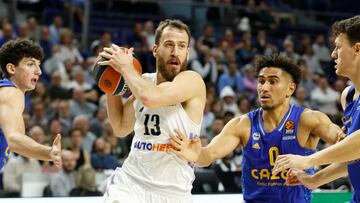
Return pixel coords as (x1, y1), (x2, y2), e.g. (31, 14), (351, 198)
(104, 73), (201, 203)
(243, 105), (315, 203)
(343, 86), (360, 203)
(0, 79), (16, 169)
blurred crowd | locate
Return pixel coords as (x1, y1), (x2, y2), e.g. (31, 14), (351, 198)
(0, 0), (355, 197)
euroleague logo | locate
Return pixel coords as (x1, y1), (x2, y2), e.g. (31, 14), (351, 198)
(285, 120), (295, 134)
(104, 79), (112, 87)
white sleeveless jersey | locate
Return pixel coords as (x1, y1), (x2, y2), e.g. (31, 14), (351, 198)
(121, 73), (201, 198)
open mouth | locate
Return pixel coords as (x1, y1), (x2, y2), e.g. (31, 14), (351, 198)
(31, 78), (38, 83)
(168, 59), (180, 66)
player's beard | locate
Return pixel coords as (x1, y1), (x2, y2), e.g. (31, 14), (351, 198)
(157, 56), (187, 81)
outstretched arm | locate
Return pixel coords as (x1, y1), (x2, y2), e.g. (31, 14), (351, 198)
(170, 116), (248, 167)
(286, 162), (348, 189)
(0, 88), (62, 167)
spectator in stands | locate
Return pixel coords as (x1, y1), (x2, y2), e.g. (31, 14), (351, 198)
(242, 64), (258, 103)
(0, 23), (16, 46)
(143, 20), (155, 52)
(201, 100), (215, 137)
(310, 75), (340, 117)
(68, 128), (90, 170)
(280, 38), (300, 61)
(57, 99), (72, 136)
(67, 66), (92, 91)
(190, 44), (218, 84)
(102, 119), (129, 164)
(69, 165), (102, 196)
(208, 116), (225, 139)
(290, 86), (312, 108)
(58, 29), (83, 66)
(29, 125), (47, 145)
(38, 26), (53, 60)
(72, 115), (96, 153)
(90, 32), (112, 54)
(217, 61), (244, 94)
(312, 33), (332, 64)
(50, 150), (77, 197)
(91, 137), (118, 171)
(69, 87), (97, 119)
(49, 15), (64, 45)
(237, 96), (251, 116)
(27, 17), (40, 42)
(197, 24), (216, 48)
(220, 86), (239, 115)
(211, 98), (223, 117)
(18, 22), (30, 40)
(3, 155), (42, 197)
(30, 102), (49, 131)
(47, 71), (72, 100)
(89, 107), (107, 138)
(302, 46), (323, 75)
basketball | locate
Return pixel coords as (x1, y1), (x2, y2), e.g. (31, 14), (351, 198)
(93, 51), (142, 96)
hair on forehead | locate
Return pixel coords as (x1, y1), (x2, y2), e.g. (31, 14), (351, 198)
(154, 19), (191, 46)
(255, 55), (301, 85)
(332, 15), (360, 46)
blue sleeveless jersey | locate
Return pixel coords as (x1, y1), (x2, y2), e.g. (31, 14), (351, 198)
(0, 79), (16, 169)
(343, 86), (360, 203)
(242, 105), (315, 203)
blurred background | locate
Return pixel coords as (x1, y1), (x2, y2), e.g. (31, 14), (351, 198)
(0, 0), (358, 200)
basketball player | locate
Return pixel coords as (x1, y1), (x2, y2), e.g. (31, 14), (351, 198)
(170, 55), (343, 202)
(272, 15), (360, 203)
(0, 39), (62, 169)
(98, 19), (206, 203)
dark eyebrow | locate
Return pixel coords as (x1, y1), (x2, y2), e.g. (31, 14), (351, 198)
(257, 75), (280, 79)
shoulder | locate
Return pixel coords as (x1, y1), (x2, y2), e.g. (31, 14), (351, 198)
(340, 86), (353, 110)
(0, 87), (23, 104)
(300, 108), (327, 126)
(176, 70), (204, 80)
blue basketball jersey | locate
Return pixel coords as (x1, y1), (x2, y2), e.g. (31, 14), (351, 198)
(242, 105), (315, 203)
(343, 86), (360, 203)
(0, 79), (16, 169)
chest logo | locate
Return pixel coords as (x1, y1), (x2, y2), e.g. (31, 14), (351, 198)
(285, 120), (295, 134)
(252, 132), (260, 140)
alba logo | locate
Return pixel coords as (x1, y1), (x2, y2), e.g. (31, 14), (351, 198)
(252, 132), (260, 140)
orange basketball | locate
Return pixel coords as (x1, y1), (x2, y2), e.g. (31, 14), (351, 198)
(93, 52), (142, 96)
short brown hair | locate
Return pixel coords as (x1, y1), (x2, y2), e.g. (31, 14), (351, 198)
(154, 19), (191, 46)
(332, 15), (360, 45)
(0, 39), (43, 78)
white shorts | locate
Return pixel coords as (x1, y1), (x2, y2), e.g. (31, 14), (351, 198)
(103, 168), (193, 203)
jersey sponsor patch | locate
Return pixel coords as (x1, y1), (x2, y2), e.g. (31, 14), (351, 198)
(252, 132), (260, 140)
(285, 120), (295, 134)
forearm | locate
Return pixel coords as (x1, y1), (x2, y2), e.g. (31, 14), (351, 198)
(196, 147), (216, 167)
(106, 95), (134, 136)
(310, 130), (360, 166)
(8, 133), (51, 161)
(311, 162), (348, 188)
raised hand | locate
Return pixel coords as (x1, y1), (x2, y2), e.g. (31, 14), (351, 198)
(98, 45), (134, 73)
(169, 129), (201, 162)
(50, 134), (62, 169)
(272, 154), (312, 176)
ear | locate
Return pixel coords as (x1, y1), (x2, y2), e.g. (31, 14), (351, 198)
(5, 63), (15, 76)
(286, 83), (296, 98)
(354, 42), (360, 53)
(152, 44), (158, 58)
(186, 47), (190, 62)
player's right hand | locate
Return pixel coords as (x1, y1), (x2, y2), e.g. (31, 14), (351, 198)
(50, 134), (62, 169)
(169, 129), (201, 162)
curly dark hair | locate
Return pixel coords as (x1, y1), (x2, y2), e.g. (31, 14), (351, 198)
(154, 19), (191, 46)
(0, 39), (44, 78)
(332, 15), (360, 46)
(255, 55), (301, 85)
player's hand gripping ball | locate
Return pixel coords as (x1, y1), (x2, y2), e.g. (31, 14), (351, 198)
(93, 48), (142, 96)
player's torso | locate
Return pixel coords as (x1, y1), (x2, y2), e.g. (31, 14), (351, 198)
(343, 86), (360, 201)
(0, 79), (15, 170)
(242, 105), (313, 203)
(121, 73), (201, 197)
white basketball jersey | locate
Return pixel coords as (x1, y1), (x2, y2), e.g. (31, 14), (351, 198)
(121, 73), (201, 199)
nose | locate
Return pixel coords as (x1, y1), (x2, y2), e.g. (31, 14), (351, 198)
(260, 81), (271, 93)
(35, 65), (42, 76)
(171, 45), (179, 57)
(331, 48), (337, 59)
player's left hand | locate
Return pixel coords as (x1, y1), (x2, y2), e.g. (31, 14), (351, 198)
(98, 45), (134, 73)
(169, 129), (201, 162)
(285, 169), (317, 189)
(50, 134), (62, 169)
(272, 154), (312, 175)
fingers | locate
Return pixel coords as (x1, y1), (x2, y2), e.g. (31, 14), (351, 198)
(53, 134), (61, 146)
(169, 135), (182, 150)
(174, 129), (186, 140)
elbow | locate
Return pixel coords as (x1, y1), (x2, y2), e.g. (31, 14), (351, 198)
(6, 136), (18, 152)
(139, 94), (159, 109)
